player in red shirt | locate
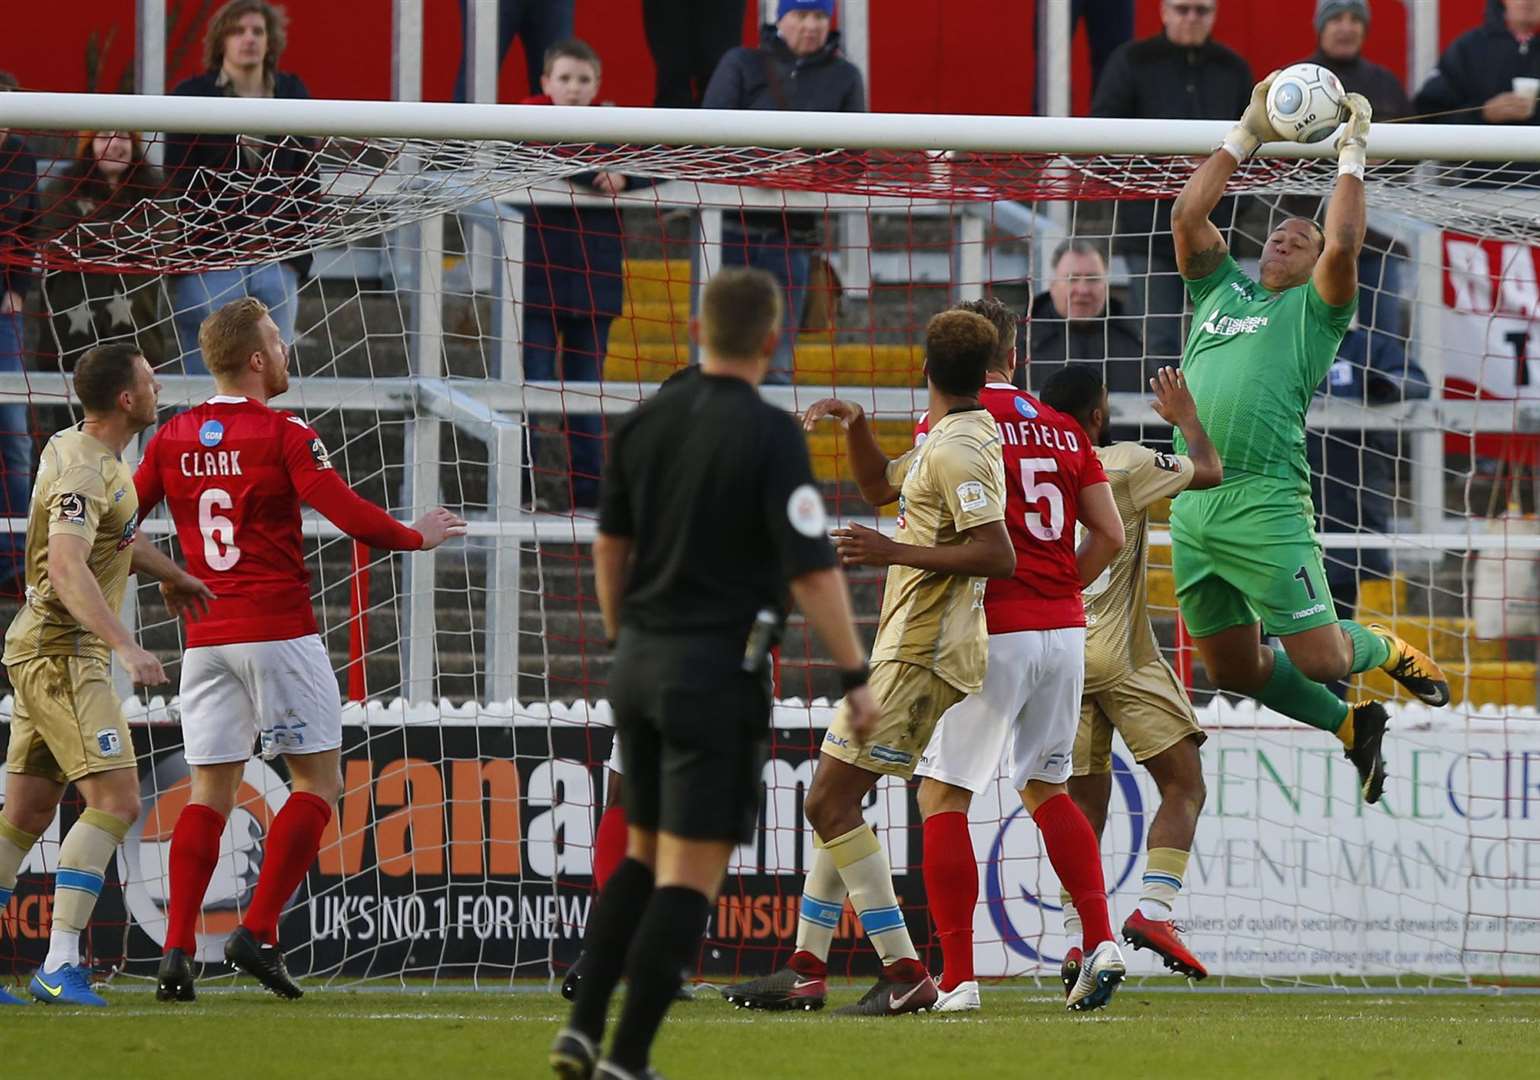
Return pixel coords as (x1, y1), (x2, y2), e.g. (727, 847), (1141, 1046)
(908, 299), (1129, 1012)
(135, 298), (465, 1002)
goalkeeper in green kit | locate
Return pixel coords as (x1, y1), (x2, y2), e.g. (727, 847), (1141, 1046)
(1166, 72), (1449, 804)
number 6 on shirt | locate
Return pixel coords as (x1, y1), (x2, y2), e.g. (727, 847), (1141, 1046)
(198, 488), (240, 571)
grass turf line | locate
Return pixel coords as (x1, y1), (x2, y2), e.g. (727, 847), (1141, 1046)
(1, 987), (1537, 1079)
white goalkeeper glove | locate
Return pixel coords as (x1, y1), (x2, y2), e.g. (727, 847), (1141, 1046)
(1221, 70), (1283, 162)
(1336, 92), (1372, 179)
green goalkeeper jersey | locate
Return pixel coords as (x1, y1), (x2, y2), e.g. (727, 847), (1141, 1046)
(1172, 255), (1357, 491)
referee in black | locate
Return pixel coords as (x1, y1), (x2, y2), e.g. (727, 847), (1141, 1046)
(550, 268), (878, 1080)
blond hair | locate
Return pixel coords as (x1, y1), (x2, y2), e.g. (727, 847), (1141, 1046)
(199, 297), (271, 379)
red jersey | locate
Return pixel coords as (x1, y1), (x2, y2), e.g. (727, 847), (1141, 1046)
(915, 383), (1107, 633)
(135, 396), (423, 648)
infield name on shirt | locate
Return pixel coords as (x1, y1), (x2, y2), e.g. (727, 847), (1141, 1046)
(1199, 313), (1270, 337)
(180, 450), (243, 477)
(996, 419), (1079, 452)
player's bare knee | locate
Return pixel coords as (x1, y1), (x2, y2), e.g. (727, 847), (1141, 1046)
(915, 778), (970, 820)
(86, 777), (140, 826)
(5, 804), (55, 838)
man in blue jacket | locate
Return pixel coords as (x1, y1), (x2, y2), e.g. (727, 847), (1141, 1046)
(1415, 0), (1540, 185)
(701, 0), (865, 384)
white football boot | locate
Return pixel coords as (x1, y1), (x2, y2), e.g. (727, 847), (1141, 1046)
(931, 979), (981, 1013)
(1065, 939), (1126, 1012)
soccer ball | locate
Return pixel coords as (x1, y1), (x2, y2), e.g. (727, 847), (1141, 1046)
(1265, 63), (1348, 144)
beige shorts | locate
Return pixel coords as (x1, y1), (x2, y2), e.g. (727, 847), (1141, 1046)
(1074, 655), (1205, 776)
(822, 660), (966, 779)
(6, 655), (135, 783)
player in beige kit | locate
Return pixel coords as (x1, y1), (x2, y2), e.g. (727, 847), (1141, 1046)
(1039, 363), (1222, 982)
(0, 344), (210, 1006)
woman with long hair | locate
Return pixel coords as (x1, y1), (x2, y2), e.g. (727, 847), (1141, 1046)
(38, 129), (169, 371)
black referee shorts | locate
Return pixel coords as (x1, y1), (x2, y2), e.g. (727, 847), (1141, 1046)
(609, 628), (772, 845)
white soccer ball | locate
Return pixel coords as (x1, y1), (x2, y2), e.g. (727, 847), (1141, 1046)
(1265, 63), (1348, 144)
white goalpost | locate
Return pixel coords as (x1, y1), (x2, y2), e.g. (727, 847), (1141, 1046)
(0, 91), (1537, 990)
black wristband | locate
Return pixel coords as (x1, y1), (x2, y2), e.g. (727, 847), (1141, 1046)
(838, 664), (870, 693)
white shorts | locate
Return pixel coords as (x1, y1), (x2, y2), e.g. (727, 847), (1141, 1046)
(915, 627), (1086, 792)
(179, 635), (343, 765)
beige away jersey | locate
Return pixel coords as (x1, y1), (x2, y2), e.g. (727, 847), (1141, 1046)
(870, 407), (1006, 694)
(3, 427), (139, 666)
(1082, 442), (1194, 695)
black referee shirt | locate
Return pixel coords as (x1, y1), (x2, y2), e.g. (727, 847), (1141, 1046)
(598, 370), (838, 637)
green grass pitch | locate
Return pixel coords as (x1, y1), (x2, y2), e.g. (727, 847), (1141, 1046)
(3, 980), (1538, 1079)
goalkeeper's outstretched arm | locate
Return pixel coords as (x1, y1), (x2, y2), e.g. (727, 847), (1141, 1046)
(1313, 93), (1372, 308)
(1173, 71), (1280, 281)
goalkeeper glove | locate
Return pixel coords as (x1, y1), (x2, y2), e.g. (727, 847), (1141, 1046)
(1336, 93), (1372, 179)
(1221, 70), (1283, 162)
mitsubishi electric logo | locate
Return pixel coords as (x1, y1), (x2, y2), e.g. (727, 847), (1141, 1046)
(1200, 313), (1270, 337)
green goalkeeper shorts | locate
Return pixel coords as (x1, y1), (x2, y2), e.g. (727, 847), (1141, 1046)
(1169, 476), (1338, 640)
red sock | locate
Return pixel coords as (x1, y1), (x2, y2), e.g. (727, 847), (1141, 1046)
(1031, 793), (1112, 952)
(165, 803), (226, 955)
(593, 803), (628, 889)
(922, 812), (977, 990)
(789, 950), (827, 978)
(243, 791), (332, 945)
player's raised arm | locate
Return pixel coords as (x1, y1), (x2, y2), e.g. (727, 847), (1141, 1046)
(1149, 367), (1222, 490)
(280, 419), (466, 551)
(1172, 72), (1280, 280)
(1312, 93), (1371, 308)
(803, 398), (901, 506)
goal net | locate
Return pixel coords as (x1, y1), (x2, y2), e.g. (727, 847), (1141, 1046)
(0, 93), (1537, 991)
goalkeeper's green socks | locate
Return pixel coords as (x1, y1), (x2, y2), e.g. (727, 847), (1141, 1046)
(1340, 620), (1392, 673)
(1255, 647), (1350, 740)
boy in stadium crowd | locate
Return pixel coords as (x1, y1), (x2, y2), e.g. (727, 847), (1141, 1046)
(137, 298), (464, 1001)
(0, 344), (211, 1007)
(906, 299), (1131, 1013)
(521, 38), (656, 512)
(1040, 363), (1220, 986)
(722, 310), (1016, 1016)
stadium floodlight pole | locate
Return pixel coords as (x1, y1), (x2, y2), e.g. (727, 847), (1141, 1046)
(392, 0), (425, 103)
(1407, 0), (1439, 95)
(134, 0), (166, 167)
(6, 92), (1540, 161)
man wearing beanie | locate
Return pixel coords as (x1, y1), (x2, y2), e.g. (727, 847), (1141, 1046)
(1307, 1), (1410, 120)
(1092, 2), (1252, 371)
(702, 0), (866, 384)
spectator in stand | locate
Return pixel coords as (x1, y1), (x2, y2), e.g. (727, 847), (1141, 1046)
(522, 39), (657, 512)
(0, 72), (37, 594)
(1024, 239), (1144, 395)
(701, 0), (865, 384)
(1092, 0), (1251, 366)
(1415, 0), (1540, 183)
(1063, 1), (1137, 95)
(1307, 1), (1410, 121)
(452, 0), (575, 102)
(644, 0), (747, 108)
(37, 131), (168, 372)
(164, 0), (317, 375)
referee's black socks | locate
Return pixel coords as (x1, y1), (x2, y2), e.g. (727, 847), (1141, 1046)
(608, 886), (713, 1072)
(570, 857), (655, 1041)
